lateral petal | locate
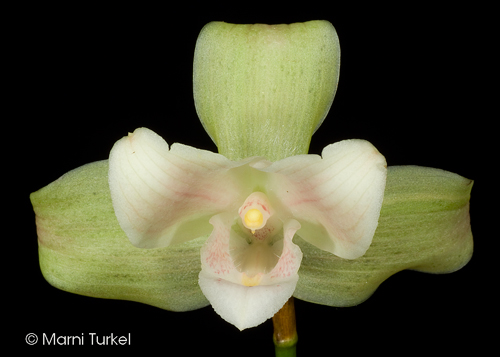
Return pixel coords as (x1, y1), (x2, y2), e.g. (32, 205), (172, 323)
(109, 127), (248, 248)
(265, 139), (387, 259)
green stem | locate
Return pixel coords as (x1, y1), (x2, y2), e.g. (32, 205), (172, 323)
(273, 297), (298, 357)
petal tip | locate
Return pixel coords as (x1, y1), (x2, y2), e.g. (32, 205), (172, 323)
(198, 273), (298, 330)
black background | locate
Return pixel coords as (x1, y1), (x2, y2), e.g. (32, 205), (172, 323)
(13, 3), (489, 355)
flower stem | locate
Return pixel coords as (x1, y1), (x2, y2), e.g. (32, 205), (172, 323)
(273, 297), (298, 357)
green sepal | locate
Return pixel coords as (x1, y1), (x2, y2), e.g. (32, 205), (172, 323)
(31, 163), (472, 310)
(193, 21), (340, 161)
(31, 160), (209, 312)
(294, 165), (473, 307)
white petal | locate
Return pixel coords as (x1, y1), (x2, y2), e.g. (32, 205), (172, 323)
(199, 273), (298, 331)
(264, 139), (387, 259)
(109, 127), (250, 248)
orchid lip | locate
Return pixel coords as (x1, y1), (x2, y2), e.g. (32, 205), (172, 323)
(230, 213), (283, 283)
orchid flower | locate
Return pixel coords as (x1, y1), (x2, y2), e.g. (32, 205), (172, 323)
(30, 20), (473, 339)
(105, 21), (391, 329)
(108, 127), (386, 329)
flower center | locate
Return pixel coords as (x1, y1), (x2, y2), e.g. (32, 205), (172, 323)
(238, 191), (273, 234)
(244, 209), (264, 234)
(230, 191), (283, 285)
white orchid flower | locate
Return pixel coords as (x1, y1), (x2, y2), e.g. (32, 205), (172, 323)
(108, 127), (386, 329)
